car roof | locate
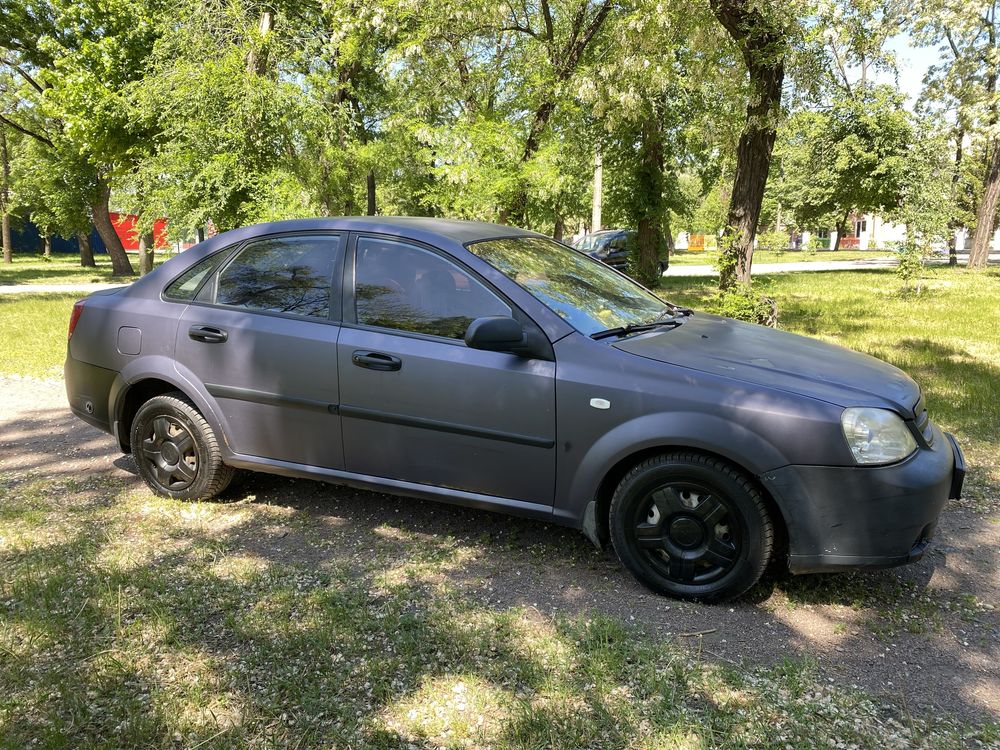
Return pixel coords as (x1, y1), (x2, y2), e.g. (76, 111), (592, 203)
(210, 216), (542, 245)
(127, 216), (548, 299)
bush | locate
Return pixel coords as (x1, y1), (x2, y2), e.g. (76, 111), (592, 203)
(757, 229), (790, 254)
(712, 285), (778, 326)
(895, 240), (926, 293)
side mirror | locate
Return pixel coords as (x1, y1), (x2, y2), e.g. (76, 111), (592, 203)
(465, 316), (530, 355)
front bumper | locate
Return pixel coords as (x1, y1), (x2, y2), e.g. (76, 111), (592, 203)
(761, 424), (964, 574)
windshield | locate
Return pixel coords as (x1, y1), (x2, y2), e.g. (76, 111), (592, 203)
(468, 236), (669, 336)
(574, 233), (610, 251)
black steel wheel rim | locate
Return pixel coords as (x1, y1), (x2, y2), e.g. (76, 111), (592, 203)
(140, 415), (198, 491)
(629, 481), (742, 585)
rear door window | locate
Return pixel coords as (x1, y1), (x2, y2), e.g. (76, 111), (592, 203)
(216, 236), (341, 319)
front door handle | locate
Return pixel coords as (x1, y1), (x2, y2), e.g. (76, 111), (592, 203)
(188, 325), (228, 344)
(351, 350), (402, 371)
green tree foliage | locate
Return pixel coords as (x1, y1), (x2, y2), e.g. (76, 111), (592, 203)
(126, 0), (313, 233)
(915, 0), (1000, 268)
(769, 86), (915, 246)
(581, 0), (735, 286)
(0, 0), (992, 290)
(892, 121), (954, 290)
(0, 0), (167, 274)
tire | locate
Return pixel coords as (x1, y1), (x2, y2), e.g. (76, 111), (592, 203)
(609, 452), (773, 602)
(130, 391), (234, 501)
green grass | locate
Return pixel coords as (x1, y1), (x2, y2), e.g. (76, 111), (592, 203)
(0, 473), (995, 749)
(0, 293), (81, 379)
(0, 252), (167, 285)
(669, 249), (892, 266)
(2, 267), (1000, 746)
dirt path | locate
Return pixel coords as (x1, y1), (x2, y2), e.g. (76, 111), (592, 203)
(1, 376), (997, 724)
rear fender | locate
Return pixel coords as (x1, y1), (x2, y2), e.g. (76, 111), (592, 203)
(111, 356), (231, 455)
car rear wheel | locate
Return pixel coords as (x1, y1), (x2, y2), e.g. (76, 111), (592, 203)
(609, 452), (773, 602)
(131, 391), (234, 501)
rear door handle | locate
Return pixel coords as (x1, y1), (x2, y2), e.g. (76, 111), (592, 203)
(351, 350), (402, 371)
(188, 325), (228, 344)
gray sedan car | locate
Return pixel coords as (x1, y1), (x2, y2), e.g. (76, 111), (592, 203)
(65, 217), (964, 601)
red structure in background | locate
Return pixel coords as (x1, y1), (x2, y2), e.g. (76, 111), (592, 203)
(110, 213), (169, 251)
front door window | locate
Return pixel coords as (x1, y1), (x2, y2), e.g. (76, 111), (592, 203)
(354, 237), (511, 339)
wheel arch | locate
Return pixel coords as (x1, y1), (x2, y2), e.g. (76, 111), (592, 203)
(583, 445), (789, 558)
(111, 357), (227, 455)
(556, 411), (793, 553)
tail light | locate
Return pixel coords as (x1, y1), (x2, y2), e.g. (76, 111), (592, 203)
(68, 300), (85, 340)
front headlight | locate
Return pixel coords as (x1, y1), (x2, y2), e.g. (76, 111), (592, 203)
(841, 407), (918, 465)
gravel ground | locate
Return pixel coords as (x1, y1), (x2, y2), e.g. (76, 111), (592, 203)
(1, 375), (997, 725)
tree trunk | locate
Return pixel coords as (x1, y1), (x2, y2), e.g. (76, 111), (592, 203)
(90, 177), (135, 276)
(43, 235), (52, 258)
(2, 212), (10, 264)
(834, 212), (849, 252)
(591, 150), (603, 231)
(246, 11), (274, 75)
(366, 169), (376, 216)
(717, 106), (782, 287)
(709, 0), (787, 290)
(634, 111), (666, 287)
(138, 231), (154, 275)
(197, 227), (205, 243)
(949, 128), (964, 267)
(969, 139), (1000, 269)
(0, 127), (10, 264)
(553, 214), (564, 241)
(78, 232), (95, 267)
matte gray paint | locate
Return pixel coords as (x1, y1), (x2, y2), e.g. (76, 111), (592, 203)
(174, 304), (344, 468)
(205, 383), (335, 412)
(336, 325), (556, 505)
(117, 327), (141, 356)
(614, 313), (922, 415)
(224, 452), (556, 521)
(65, 217), (960, 572)
(763, 421), (956, 571)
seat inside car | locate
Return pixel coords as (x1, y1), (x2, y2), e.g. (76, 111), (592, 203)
(412, 265), (458, 317)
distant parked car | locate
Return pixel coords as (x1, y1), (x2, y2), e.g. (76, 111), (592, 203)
(573, 229), (668, 274)
(66, 217), (964, 602)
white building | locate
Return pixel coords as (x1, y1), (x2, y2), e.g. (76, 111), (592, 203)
(802, 213), (907, 251)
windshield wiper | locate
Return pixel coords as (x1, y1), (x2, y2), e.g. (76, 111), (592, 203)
(590, 317), (684, 340)
(654, 304), (693, 319)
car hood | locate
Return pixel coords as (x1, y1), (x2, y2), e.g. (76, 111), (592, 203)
(613, 313), (921, 416)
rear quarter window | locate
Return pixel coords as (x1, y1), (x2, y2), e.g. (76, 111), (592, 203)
(164, 252), (229, 300)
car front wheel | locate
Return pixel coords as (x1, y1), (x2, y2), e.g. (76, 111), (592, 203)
(610, 452), (773, 602)
(131, 391), (234, 501)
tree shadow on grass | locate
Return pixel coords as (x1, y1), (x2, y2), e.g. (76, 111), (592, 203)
(3, 384), (999, 743)
(3, 467), (998, 750)
(0, 257), (113, 285)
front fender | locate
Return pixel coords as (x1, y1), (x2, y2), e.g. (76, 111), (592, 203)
(554, 411), (792, 527)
